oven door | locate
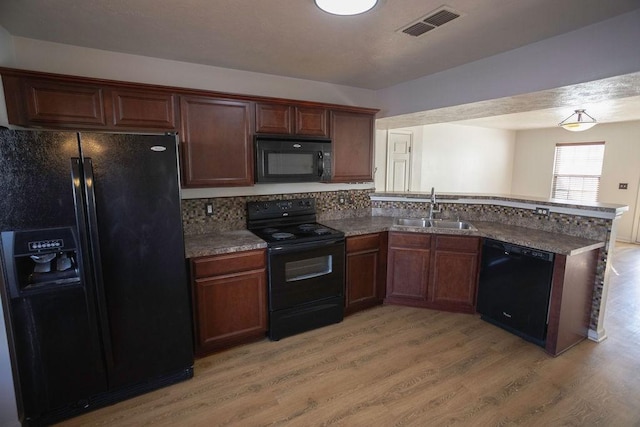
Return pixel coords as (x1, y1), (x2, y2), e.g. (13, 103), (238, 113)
(268, 239), (345, 311)
(255, 139), (331, 183)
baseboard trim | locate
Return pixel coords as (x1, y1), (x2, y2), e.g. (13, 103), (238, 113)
(588, 328), (608, 342)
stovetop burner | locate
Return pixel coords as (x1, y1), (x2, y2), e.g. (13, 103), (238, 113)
(271, 232), (295, 240)
(246, 198), (344, 246)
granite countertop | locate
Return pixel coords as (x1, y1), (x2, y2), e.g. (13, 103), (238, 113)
(321, 217), (604, 256)
(184, 230), (266, 258)
(184, 216), (604, 259)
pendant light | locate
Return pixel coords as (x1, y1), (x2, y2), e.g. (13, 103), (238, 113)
(558, 109), (597, 132)
(315, 0), (378, 15)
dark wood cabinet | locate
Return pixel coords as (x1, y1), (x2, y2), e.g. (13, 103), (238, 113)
(255, 103), (292, 134)
(295, 106), (329, 137)
(5, 76), (108, 127)
(386, 233), (431, 306)
(386, 232), (481, 313)
(191, 249), (267, 356)
(545, 249), (599, 356)
(330, 110), (375, 182)
(1, 67), (379, 188)
(109, 89), (177, 130)
(345, 233), (387, 315)
(255, 103), (329, 137)
(431, 235), (481, 313)
(1, 72), (177, 130)
(179, 96), (253, 187)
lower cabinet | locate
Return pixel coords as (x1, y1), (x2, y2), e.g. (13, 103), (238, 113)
(386, 233), (432, 305)
(545, 249), (599, 356)
(385, 232), (481, 313)
(431, 235), (481, 313)
(345, 233), (387, 315)
(190, 249), (267, 356)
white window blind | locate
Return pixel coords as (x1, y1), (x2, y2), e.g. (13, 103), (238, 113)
(552, 142), (605, 202)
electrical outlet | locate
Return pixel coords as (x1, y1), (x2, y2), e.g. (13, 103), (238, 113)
(534, 207), (550, 216)
(619, 183), (628, 190)
(205, 203), (214, 217)
(337, 191), (348, 205)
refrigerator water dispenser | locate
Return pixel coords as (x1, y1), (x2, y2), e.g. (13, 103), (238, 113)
(1, 227), (81, 297)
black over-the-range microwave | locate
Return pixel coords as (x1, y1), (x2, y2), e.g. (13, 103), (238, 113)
(254, 136), (332, 183)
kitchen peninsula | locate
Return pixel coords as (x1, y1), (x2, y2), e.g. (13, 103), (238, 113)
(183, 190), (627, 357)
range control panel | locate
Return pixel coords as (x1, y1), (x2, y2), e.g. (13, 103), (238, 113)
(247, 198), (315, 221)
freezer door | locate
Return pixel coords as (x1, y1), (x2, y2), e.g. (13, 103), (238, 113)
(0, 130), (108, 423)
(79, 133), (193, 389)
(0, 130), (80, 230)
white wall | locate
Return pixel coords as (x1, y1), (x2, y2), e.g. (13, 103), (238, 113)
(512, 121), (640, 242)
(0, 24), (20, 427)
(373, 129), (388, 191)
(9, 37), (377, 108)
(377, 123), (515, 194)
(0, 25), (15, 127)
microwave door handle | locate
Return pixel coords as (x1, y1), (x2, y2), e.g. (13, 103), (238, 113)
(318, 151), (324, 177)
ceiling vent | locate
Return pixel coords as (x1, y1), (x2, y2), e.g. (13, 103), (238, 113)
(399, 6), (461, 37)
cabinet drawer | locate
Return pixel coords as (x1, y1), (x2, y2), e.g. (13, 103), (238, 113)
(193, 249), (265, 278)
(389, 232), (431, 249)
(347, 233), (380, 253)
(435, 235), (480, 253)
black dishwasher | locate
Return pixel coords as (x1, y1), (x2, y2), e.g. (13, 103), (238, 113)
(477, 239), (554, 347)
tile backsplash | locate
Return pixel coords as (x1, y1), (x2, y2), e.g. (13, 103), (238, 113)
(181, 189), (372, 235)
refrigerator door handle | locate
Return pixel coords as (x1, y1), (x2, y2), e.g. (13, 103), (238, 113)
(73, 158), (115, 370)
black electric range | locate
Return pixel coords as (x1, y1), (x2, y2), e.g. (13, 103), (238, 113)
(246, 198), (345, 340)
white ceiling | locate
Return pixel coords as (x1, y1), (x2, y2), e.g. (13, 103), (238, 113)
(1, 0), (640, 130)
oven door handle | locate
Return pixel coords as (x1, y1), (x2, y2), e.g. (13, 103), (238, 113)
(269, 238), (344, 254)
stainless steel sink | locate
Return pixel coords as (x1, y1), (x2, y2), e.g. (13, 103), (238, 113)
(393, 217), (475, 230)
(429, 220), (473, 230)
(394, 218), (431, 227)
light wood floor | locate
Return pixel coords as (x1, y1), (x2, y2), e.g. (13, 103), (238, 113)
(59, 243), (640, 426)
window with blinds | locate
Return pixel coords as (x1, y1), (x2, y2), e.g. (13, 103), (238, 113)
(552, 142), (605, 202)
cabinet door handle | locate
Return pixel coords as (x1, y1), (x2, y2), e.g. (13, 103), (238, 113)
(502, 311), (512, 318)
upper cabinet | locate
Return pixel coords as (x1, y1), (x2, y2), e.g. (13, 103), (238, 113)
(1, 70), (177, 131)
(180, 96), (253, 187)
(295, 106), (329, 137)
(4, 76), (108, 127)
(255, 103), (329, 137)
(109, 89), (177, 130)
(330, 110), (375, 183)
(255, 103), (292, 134)
(1, 68), (378, 187)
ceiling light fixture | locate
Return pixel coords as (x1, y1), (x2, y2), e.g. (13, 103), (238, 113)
(314, 0), (377, 16)
(558, 109), (598, 132)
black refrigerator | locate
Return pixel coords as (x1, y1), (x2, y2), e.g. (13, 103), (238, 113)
(0, 130), (194, 425)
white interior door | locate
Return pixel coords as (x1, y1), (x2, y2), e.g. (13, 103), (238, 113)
(386, 131), (413, 192)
